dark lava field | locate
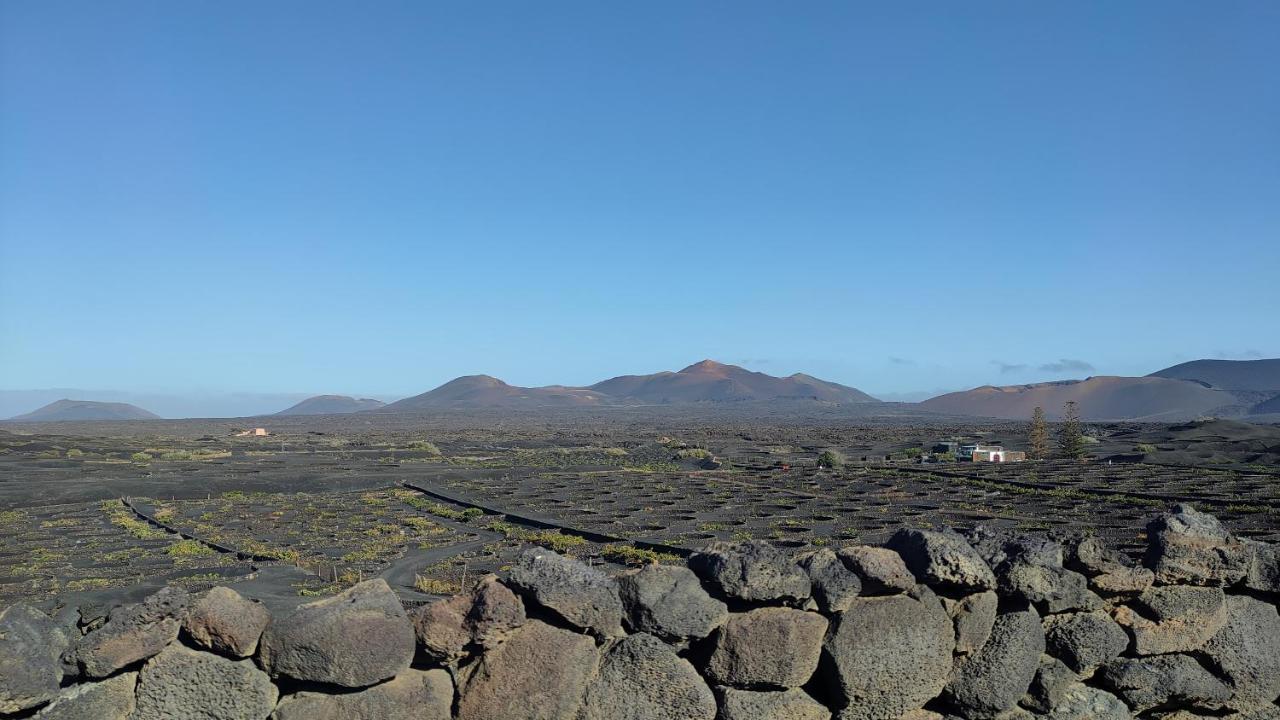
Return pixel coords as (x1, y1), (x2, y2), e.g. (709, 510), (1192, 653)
(1, 409), (1277, 614)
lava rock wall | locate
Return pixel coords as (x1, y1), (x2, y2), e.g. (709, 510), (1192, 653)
(2, 504), (1278, 719)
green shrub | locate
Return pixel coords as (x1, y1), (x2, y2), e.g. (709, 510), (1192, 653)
(1135, 443), (1157, 454)
(166, 540), (214, 558)
(66, 448), (84, 458)
(817, 450), (845, 469)
(600, 544), (680, 566)
(409, 441), (442, 455)
(521, 530), (586, 553)
(130, 452), (153, 464)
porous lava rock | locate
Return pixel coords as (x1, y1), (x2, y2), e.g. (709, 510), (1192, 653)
(0, 603), (67, 714)
(706, 607), (828, 689)
(1199, 595), (1280, 710)
(797, 549), (862, 613)
(72, 586), (189, 679)
(945, 590), (997, 656)
(823, 592), (955, 719)
(1114, 585), (1227, 656)
(455, 620), (599, 720)
(412, 593), (471, 663)
(1145, 504), (1251, 586)
(182, 587), (270, 658)
(1100, 654), (1233, 713)
(887, 529), (996, 592)
(836, 546), (916, 595)
(689, 540), (811, 604)
(507, 548), (625, 637)
(578, 632), (716, 720)
(944, 608), (1045, 717)
(132, 644), (277, 720)
(271, 668), (452, 720)
(717, 687), (832, 720)
(616, 563), (727, 641)
(30, 671), (137, 720)
(1042, 610), (1129, 673)
(258, 579), (414, 688)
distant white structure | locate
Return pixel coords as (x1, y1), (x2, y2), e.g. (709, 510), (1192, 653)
(960, 443), (1026, 462)
(235, 428), (269, 437)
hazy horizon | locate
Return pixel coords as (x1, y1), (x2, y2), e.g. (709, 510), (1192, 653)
(3, 2), (1277, 400)
(5, 353), (1278, 419)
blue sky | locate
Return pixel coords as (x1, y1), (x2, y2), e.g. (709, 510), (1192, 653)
(2, 1), (1278, 401)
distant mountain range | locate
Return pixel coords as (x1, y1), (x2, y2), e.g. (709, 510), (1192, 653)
(276, 395), (386, 415)
(5, 358), (1278, 422)
(379, 360), (878, 411)
(920, 359), (1280, 421)
(8, 399), (161, 422)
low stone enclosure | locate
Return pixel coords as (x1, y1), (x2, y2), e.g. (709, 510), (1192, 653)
(2, 504), (1278, 720)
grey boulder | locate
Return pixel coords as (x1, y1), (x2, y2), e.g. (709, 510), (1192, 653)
(946, 591), (998, 656)
(456, 620), (599, 720)
(1114, 585), (1227, 655)
(1022, 655), (1078, 714)
(1041, 683), (1130, 720)
(411, 593), (471, 663)
(836, 546), (917, 595)
(0, 603), (68, 714)
(1100, 654), (1232, 713)
(1200, 595), (1280, 710)
(133, 644), (277, 720)
(1000, 563), (1101, 614)
(944, 608), (1045, 718)
(1042, 610), (1129, 673)
(182, 586), (270, 658)
(466, 574), (526, 648)
(71, 586), (188, 679)
(1068, 536), (1153, 594)
(271, 668), (452, 720)
(718, 687), (831, 720)
(689, 541), (810, 604)
(578, 633), (716, 720)
(507, 548), (625, 637)
(707, 607), (828, 689)
(1244, 539), (1280, 593)
(258, 579), (414, 688)
(617, 563), (727, 641)
(824, 592), (955, 720)
(1144, 505), (1250, 586)
(797, 549), (862, 613)
(887, 529), (996, 592)
(31, 671), (136, 720)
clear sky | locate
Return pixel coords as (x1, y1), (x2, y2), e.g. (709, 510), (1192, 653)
(2, 1), (1278, 401)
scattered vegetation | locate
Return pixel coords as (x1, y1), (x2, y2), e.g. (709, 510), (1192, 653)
(817, 450), (845, 469)
(166, 539), (215, 558)
(599, 544), (679, 566)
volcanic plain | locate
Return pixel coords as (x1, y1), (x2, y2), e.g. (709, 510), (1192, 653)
(1, 408), (1276, 614)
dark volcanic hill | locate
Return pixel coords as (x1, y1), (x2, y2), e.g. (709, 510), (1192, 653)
(380, 376), (604, 410)
(1122, 419), (1280, 465)
(7, 399), (161, 422)
(275, 395), (386, 415)
(1149, 358), (1280, 400)
(919, 376), (1239, 421)
(589, 360), (878, 404)
(379, 361), (878, 410)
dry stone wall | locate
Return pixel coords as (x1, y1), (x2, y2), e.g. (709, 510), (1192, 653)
(2, 504), (1278, 720)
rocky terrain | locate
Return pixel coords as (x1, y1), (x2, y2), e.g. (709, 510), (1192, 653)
(2, 505), (1277, 720)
